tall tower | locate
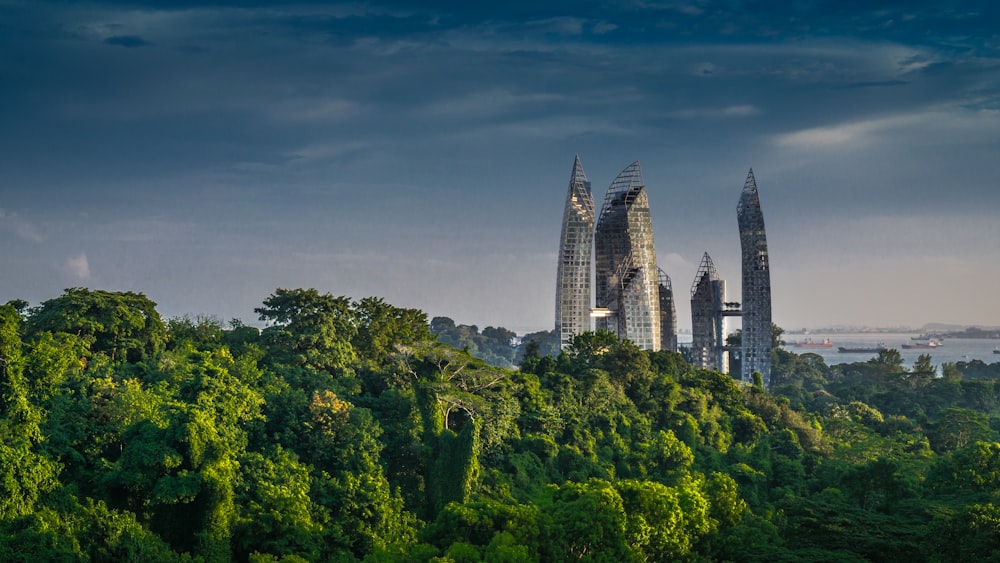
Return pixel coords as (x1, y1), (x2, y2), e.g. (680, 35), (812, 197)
(594, 161), (661, 351)
(555, 155), (596, 350)
(658, 268), (678, 353)
(690, 252), (726, 371)
(738, 169), (772, 385)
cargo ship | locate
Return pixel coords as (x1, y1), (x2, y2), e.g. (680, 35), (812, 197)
(902, 339), (942, 350)
(838, 342), (887, 353)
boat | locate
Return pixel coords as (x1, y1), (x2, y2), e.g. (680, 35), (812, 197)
(838, 342), (887, 353)
(994, 346), (1000, 355)
(902, 339), (942, 350)
(792, 338), (833, 348)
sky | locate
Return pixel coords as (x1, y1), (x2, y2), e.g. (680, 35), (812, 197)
(1, 0), (999, 334)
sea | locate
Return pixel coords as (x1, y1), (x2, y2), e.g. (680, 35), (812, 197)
(781, 332), (1000, 371)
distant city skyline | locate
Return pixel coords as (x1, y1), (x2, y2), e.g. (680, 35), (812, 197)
(1, 1), (999, 335)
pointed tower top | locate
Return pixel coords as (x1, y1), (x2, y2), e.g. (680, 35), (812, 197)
(738, 168), (761, 216)
(691, 252), (720, 296)
(570, 154), (589, 185)
(598, 160), (646, 225)
(742, 168), (757, 194)
(612, 161), (644, 192)
(657, 267), (672, 291)
(699, 252), (719, 277)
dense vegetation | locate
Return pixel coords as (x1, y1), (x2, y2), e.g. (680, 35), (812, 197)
(3, 288), (1000, 561)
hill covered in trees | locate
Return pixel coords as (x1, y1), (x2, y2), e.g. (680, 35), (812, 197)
(2, 288), (1000, 562)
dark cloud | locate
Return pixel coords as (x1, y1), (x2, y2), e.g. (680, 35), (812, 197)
(1, 0), (998, 330)
(839, 79), (910, 89)
(103, 35), (152, 47)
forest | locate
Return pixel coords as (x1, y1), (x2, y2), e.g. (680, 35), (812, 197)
(2, 287), (1000, 562)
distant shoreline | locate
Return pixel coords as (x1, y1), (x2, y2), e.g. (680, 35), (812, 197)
(789, 326), (1000, 338)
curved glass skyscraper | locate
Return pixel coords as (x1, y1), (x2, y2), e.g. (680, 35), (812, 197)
(690, 252), (726, 371)
(658, 268), (678, 353)
(738, 169), (772, 385)
(594, 161), (661, 351)
(555, 155), (596, 349)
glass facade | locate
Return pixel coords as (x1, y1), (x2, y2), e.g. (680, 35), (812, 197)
(738, 169), (773, 385)
(658, 268), (678, 353)
(555, 155), (596, 350)
(690, 252), (726, 371)
(594, 162), (661, 351)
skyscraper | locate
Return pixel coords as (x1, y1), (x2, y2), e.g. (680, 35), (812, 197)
(658, 268), (678, 353)
(555, 155), (596, 350)
(594, 161), (661, 351)
(737, 169), (772, 385)
(690, 252), (726, 371)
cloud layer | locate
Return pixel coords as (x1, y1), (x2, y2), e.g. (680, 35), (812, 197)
(1, 1), (998, 331)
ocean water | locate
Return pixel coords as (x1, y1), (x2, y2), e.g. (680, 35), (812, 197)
(782, 332), (1000, 370)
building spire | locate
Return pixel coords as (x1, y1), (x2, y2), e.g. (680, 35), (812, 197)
(690, 251), (719, 296)
(743, 168), (757, 193)
(738, 168), (759, 215)
(570, 154), (588, 187)
(615, 160), (644, 191)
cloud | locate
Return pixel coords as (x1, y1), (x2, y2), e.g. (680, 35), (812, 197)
(666, 105), (761, 119)
(104, 35), (152, 47)
(838, 79), (909, 89)
(454, 115), (635, 141)
(284, 141), (373, 162)
(772, 113), (920, 149)
(658, 252), (695, 278)
(525, 17), (587, 36)
(773, 121), (874, 148)
(63, 253), (91, 281)
(591, 21), (618, 35)
(772, 105), (1000, 150)
(425, 90), (566, 118)
(268, 98), (360, 122)
(0, 209), (44, 243)
(90, 217), (199, 243)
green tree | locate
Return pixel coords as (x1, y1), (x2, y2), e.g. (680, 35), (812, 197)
(912, 354), (936, 377)
(870, 349), (906, 375)
(353, 297), (432, 366)
(928, 408), (993, 452)
(925, 503), (1000, 562)
(27, 288), (166, 364)
(0, 305), (60, 520)
(233, 448), (320, 560)
(539, 480), (633, 562)
(617, 477), (715, 560)
(255, 288), (357, 372)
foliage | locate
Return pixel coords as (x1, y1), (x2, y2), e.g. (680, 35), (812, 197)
(7, 290), (1000, 561)
(430, 317), (518, 369)
(27, 288), (166, 364)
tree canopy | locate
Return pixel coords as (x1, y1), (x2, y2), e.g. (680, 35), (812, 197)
(2, 288), (1000, 561)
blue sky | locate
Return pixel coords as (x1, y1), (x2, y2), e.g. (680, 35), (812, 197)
(1, 1), (998, 333)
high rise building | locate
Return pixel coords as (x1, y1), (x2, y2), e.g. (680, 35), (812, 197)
(737, 169), (772, 385)
(555, 155), (596, 350)
(658, 268), (678, 353)
(690, 252), (727, 371)
(594, 162), (661, 351)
